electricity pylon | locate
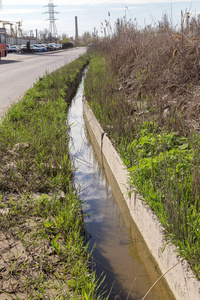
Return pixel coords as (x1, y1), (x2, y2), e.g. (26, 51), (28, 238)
(44, 0), (59, 37)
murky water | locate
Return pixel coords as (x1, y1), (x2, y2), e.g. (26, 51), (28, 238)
(68, 74), (175, 300)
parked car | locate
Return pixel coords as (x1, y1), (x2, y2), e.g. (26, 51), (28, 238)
(33, 44), (47, 52)
(20, 45), (27, 51)
(54, 43), (62, 50)
(30, 45), (41, 52)
(47, 44), (55, 51)
(49, 43), (61, 50)
(56, 44), (62, 49)
(41, 44), (50, 51)
(7, 45), (20, 53)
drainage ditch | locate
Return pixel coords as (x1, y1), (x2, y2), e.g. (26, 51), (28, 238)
(68, 73), (175, 300)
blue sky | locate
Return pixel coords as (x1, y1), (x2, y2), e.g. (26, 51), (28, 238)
(0, 1), (200, 38)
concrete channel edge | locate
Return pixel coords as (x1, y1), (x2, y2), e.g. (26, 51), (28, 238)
(82, 97), (200, 300)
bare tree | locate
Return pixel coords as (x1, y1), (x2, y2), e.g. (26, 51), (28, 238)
(38, 28), (56, 43)
(79, 31), (93, 45)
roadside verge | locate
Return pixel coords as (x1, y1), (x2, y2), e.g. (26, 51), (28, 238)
(0, 56), (101, 299)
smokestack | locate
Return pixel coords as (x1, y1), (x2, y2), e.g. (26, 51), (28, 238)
(75, 16), (78, 42)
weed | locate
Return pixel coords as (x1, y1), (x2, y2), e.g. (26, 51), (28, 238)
(85, 16), (200, 279)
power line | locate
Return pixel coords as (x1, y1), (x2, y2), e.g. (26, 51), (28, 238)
(43, 0), (59, 37)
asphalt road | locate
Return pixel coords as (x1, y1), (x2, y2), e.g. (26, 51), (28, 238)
(0, 47), (87, 116)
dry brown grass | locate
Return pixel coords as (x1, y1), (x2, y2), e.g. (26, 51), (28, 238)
(92, 18), (200, 134)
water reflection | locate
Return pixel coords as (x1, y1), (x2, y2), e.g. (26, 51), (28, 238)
(67, 74), (175, 300)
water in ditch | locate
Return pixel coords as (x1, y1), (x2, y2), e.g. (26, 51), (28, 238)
(68, 74), (175, 300)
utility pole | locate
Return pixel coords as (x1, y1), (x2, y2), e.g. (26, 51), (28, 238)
(36, 29), (38, 43)
(43, 0), (59, 38)
(15, 25), (17, 45)
(75, 16), (78, 44)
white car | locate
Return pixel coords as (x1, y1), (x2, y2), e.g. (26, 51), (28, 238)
(7, 45), (20, 53)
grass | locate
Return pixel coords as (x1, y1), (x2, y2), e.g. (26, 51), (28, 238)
(84, 22), (200, 281)
(0, 54), (106, 299)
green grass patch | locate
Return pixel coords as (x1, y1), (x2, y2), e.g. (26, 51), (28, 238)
(0, 54), (105, 299)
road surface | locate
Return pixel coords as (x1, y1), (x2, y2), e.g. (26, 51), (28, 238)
(0, 48), (87, 116)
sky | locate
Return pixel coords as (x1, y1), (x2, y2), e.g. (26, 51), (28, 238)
(0, 0), (200, 38)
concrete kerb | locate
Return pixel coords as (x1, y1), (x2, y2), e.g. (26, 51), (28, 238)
(82, 96), (200, 300)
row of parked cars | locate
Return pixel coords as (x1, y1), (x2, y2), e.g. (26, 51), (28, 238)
(7, 43), (62, 53)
